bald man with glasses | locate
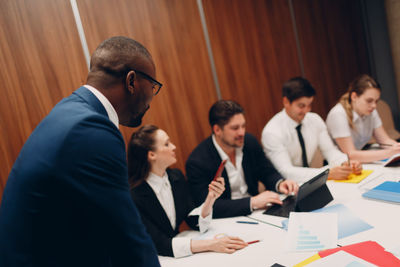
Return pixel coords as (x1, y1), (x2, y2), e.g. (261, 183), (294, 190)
(0, 36), (161, 267)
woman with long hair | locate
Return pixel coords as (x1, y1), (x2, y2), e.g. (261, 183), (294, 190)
(326, 74), (400, 163)
(128, 125), (247, 258)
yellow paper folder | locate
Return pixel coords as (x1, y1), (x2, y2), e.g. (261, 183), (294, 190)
(335, 169), (373, 183)
(293, 253), (321, 267)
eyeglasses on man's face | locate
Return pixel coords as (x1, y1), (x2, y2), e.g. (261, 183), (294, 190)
(133, 69), (163, 96)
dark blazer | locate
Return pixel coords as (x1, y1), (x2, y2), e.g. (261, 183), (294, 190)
(186, 133), (283, 218)
(131, 168), (199, 257)
(0, 87), (159, 267)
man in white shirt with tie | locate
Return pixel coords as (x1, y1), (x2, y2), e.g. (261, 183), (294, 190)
(261, 77), (362, 183)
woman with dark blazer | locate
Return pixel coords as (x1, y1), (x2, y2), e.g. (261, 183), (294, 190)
(128, 125), (247, 258)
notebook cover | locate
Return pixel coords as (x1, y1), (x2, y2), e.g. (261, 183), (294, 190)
(383, 153), (400, 167)
(362, 181), (400, 203)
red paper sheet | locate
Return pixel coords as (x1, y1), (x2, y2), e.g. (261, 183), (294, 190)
(318, 241), (400, 267)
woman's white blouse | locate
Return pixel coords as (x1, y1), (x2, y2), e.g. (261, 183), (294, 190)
(326, 103), (382, 149)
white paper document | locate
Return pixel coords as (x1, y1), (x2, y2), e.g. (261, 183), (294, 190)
(285, 212), (337, 252)
(307, 251), (376, 266)
(388, 244), (400, 259)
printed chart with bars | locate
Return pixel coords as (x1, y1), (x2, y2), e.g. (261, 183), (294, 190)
(296, 225), (326, 250)
(286, 212), (337, 252)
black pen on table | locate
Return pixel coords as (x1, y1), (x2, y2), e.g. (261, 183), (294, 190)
(236, 220), (259, 224)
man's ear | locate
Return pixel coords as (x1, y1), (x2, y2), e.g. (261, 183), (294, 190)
(283, 96), (290, 108)
(126, 70), (136, 95)
(213, 124), (222, 136)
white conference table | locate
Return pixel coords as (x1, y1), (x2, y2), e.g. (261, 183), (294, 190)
(159, 164), (400, 267)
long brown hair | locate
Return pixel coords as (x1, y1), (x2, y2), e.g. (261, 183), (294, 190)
(339, 74), (381, 129)
(127, 124), (159, 188)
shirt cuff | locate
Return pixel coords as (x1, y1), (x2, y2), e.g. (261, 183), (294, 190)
(249, 198), (254, 212)
(275, 178), (285, 192)
(172, 237), (193, 258)
(188, 203), (212, 233)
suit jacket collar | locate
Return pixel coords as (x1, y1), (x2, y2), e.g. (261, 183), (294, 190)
(206, 134), (255, 197)
(73, 86), (108, 118)
(135, 169), (182, 234)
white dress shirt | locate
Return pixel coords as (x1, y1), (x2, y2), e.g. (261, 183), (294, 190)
(146, 172), (212, 258)
(326, 103), (382, 150)
(262, 109), (347, 183)
(212, 135), (251, 199)
(84, 85), (119, 129)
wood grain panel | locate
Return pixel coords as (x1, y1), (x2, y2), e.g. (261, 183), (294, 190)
(293, 0), (370, 119)
(202, 0), (302, 139)
(77, 0), (218, 172)
(0, 0), (88, 199)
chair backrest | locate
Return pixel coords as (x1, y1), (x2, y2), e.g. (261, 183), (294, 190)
(376, 100), (400, 140)
(310, 147), (324, 168)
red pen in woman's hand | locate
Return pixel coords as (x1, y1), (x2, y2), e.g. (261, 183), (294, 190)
(213, 159), (227, 181)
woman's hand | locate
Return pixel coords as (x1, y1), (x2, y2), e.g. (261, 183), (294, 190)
(210, 236), (248, 253)
(190, 235), (247, 254)
(207, 177), (225, 201)
(201, 177), (225, 218)
(388, 143), (400, 156)
(349, 160), (362, 175)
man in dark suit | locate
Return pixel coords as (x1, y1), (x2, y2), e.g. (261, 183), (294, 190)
(0, 36), (161, 266)
(186, 100), (299, 218)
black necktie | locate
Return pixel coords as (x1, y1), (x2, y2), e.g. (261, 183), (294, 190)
(296, 124), (309, 167)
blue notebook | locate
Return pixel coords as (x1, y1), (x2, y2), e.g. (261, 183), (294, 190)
(362, 181), (400, 203)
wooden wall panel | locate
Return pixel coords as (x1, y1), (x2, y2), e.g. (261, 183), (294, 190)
(202, 0), (302, 139)
(293, 0), (370, 119)
(0, 0), (88, 199)
(0, 0), (373, 201)
(77, 0), (218, 172)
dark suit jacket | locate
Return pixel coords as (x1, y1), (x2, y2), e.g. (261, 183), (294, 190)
(186, 133), (283, 218)
(0, 87), (159, 267)
(131, 168), (200, 257)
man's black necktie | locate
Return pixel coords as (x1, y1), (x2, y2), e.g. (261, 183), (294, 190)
(296, 124), (309, 167)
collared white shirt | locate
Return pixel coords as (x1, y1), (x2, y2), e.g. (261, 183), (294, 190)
(262, 109), (347, 183)
(211, 135), (250, 199)
(84, 85), (119, 129)
(146, 172), (212, 258)
(326, 103), (382, 150)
